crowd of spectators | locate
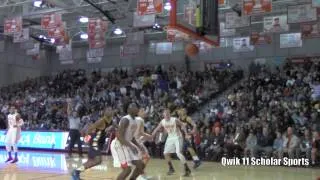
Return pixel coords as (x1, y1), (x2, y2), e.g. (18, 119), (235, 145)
(0, 65), (242, 132)
(192, 61), (320, 166)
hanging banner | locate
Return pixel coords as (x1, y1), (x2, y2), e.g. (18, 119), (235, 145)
(233, 37), (254, 52)
(243, 0), (272, 15)
(225, 12), (250, 29)
(220, 22), (236, 37)
(280, 33), (302, 48)
(88, 31), (106, 49)
(41, 13), (62, 30)
(184, 4), (196, 26)
(288, 4), (317, 23)
(133, 12), (156, 27)
(26, 43), (40, 56)
(4, 17), (22, 34)
(250, 32), (272, 45)
(312, 0), (320, 7)
(126, 31), (145, 45)
(87, 18), (108, 49)
(263, 15), (289, 33)
(87, 18), (108, 34)
(59, 47), (73, 64)
(13, 28), (29, 43)
(47, 22), (66, 39)
(87, 48), (104, 63)
(137, 0), (163, 15)
(120, 45), (140, 57)
(301, 22), (320, 39)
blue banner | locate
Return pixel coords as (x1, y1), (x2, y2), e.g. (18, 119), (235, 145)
(0, 130), (69, 150)
(0, 151), (68, 171)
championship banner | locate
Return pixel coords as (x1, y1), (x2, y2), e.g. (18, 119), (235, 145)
(233, 37), (254, 52)
(312, 0), (320, 7)
(88, 31), (106, 49)
(280, 33), (302, 48)
(133, 12), (156, 27)
(4, 17), (22, 34)
(225, 12), (250, 29)
(220, 22), (236, 37)
(137, 0), (163, 16)
(288, 4), (317, 23)
(87, 48), (104, 63)
(126, 31), (145, 45)
(13, 28), (29, 43)
(120, 45), (140, 57)
(219, 38), (233, 48)
(250, 32), (272, 45)
(87, 18), (108, 35)
(243, 0), (272, 15)
(26, 43), (40, 56)
(184, 4), (196, 26)
(59, 46), (73, 64)
(87, 18), (108, 49)
(263, 15), (289, 33)
(48, 22), (66, 39)
(301, 22), (320, 39)
(41, 13), (62, 30)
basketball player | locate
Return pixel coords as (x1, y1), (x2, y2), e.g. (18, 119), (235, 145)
(135, 108), (153, 179)
(111, 103), (145, 180)
(5, 107), (24, 163)
(152, 109), (191, 176)
(177, 108), (201, 169)
(71, 107), (115, 180)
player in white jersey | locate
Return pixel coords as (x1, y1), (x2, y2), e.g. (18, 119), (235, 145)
(111, 103), (145, 180)
(152, 109), (191, 176)
(5, 106), (24, 163)
(134, 108), (153, 180)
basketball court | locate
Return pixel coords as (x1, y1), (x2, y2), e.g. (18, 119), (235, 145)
(0, 150), (319, 180)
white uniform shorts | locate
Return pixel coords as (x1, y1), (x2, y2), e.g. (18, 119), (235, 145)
(110, 138), (141, 168)
(163, 136), (183, 154)
(5, 128), (18, 146)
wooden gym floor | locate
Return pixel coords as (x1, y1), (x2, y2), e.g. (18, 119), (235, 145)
(0, 150), (319, 180)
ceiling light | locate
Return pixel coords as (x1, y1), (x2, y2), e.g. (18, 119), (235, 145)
(39, 35), (44, 38)
(79, 17), (89, 23)
(33, 0), (42, 7)
(50, 38), (55, 43)
(114, 28), (123, 35)
(80, 33), (88, 39)
(164, 2), (171, 11)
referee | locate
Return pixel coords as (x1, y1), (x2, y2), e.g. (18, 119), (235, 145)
(67, 99), (83, 158)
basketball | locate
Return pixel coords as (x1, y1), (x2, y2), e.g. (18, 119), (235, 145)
(185, 43), (199, 57)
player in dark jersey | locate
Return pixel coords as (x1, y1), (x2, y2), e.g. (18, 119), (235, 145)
(71, 107), (115, 180)
(177, 108), (201, 169)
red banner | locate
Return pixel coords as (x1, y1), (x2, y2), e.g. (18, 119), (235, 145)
(4, 17), (22, 34)
(137, 0), (163, 16)
(41, 14), (62, 30)
(243, 0), (272, 15)
(250, 32), (272, 45)
(301, 22), (320, 39)
(87, 18), (108, 49)
(48, 22), (66, 39)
